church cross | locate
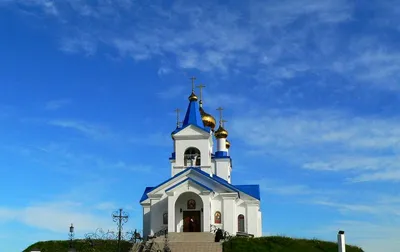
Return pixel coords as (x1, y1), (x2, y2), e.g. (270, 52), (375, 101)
(216, 107), (224, 126)
(196, 84), (206, 100)
(196, 84), (205, 107)
(190, 76), (196, 91)
(174, 108), (181, 128)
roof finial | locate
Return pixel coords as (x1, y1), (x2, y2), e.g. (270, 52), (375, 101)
(216, 107), (224, 126)
(188, 76), (198, 101)
(196, 83), (205, 107)
(174, 108), (181, 128)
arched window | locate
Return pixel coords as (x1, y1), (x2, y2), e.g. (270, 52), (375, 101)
(184, 147), (201, 166)
(163, 212), (168, 225)
(214, 211), (221, 224)
(187, 199), (196, 209)
(238, 214), (245, 232)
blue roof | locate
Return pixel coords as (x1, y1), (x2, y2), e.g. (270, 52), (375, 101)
(140, 167), (261, 202)
(234, 185), (261, 200)
(182, 99), (203, 128)
(140, 187), (154, 202)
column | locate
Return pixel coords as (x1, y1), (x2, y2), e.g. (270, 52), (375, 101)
(167, 193), (176, 233)
(150, 196), (162, 235)
(246, 202), (258, 236)
(221, 193), (237, 235)
(142, 203), (151, 239)
(200, 193), (211, 232)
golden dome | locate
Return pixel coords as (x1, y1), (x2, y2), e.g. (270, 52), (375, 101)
(188, 92), (198, 101)
(215, 125), (228, 138)
(226, 139), (231, 149)
(200, 107), (216, 129)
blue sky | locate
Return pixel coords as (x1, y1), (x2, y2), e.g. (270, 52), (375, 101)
(0, 0), (400, 251)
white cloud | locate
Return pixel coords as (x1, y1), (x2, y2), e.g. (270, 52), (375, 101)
(0, 201), (113, 233)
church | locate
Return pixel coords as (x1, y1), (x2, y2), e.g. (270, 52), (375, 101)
(140, 79), (262, 238)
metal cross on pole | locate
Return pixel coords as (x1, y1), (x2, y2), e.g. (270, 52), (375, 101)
(112, 208), (129, 252)
(190, 76), (196, 91)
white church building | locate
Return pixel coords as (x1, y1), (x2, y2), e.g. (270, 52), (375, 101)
(140, 81), (262, 238)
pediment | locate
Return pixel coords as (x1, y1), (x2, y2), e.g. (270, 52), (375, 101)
(173, 125), (210, 139)
(146, 168), (237, 199)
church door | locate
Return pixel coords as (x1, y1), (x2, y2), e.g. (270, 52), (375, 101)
(183, 211), (201, 232)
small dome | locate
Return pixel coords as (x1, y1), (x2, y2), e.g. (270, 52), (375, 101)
(215, 125), (228, 138)
(200, 107), (216, 129)
(226, 139), (231, 149)
(188, 92), (198, 101)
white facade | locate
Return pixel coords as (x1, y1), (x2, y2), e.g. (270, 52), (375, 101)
(140, 89), (262, 239)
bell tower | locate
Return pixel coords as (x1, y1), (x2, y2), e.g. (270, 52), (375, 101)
(170, 77), (216, 176)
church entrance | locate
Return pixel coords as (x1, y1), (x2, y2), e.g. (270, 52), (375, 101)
(183, 211), (201, 232)
(175, 191), (204, 232)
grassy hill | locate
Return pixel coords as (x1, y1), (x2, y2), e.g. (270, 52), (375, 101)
(23, 239), (132, 252)
(24, 236), (364, 252)
(223, 236), (364, 252)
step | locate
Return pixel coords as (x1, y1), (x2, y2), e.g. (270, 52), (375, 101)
(169, 242), (222, 252)
(154, 232), (216, 243)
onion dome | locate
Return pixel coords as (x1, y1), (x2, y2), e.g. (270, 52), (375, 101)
(199, 107), (216, 130)
(188, 92), (198, 101)
(226, 139), (231, 149)
(215, 125), (228, 139)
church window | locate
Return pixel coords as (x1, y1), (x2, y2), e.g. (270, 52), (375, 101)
(187, 199), (196, 209)
(184, 147), (201, 166)
(163, 212), (168, 225)
(238, 214), (245, 232)
(214, 211), (221, 224)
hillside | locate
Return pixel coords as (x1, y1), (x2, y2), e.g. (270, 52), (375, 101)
(223, 236), (364, 252)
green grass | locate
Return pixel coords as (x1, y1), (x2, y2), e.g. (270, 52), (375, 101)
(23, 239), (133, 252)
(222, 236), (364, 252)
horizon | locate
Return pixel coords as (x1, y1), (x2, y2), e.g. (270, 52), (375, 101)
(1, 1), (399, 251)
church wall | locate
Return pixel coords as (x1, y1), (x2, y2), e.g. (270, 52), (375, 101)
(150, 197), (168, 235)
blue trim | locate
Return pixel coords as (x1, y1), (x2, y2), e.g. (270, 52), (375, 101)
(169, 152), (176, 160)
(165, 178), (213, 192)
(215, 151), (229, 158)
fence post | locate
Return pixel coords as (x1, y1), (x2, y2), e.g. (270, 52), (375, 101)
(338, 230), (346, 252)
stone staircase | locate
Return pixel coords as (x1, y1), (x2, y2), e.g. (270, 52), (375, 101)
(154, 232), (222, 252)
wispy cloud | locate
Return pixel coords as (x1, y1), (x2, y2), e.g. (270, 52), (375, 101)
(44, 99), (71, 111)
(47, 119), (113, 140)
(231, 109), (400, 182)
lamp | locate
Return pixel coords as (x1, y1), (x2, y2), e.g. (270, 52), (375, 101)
(180, 208), (182, 213)
(69, 223), (74, 233)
